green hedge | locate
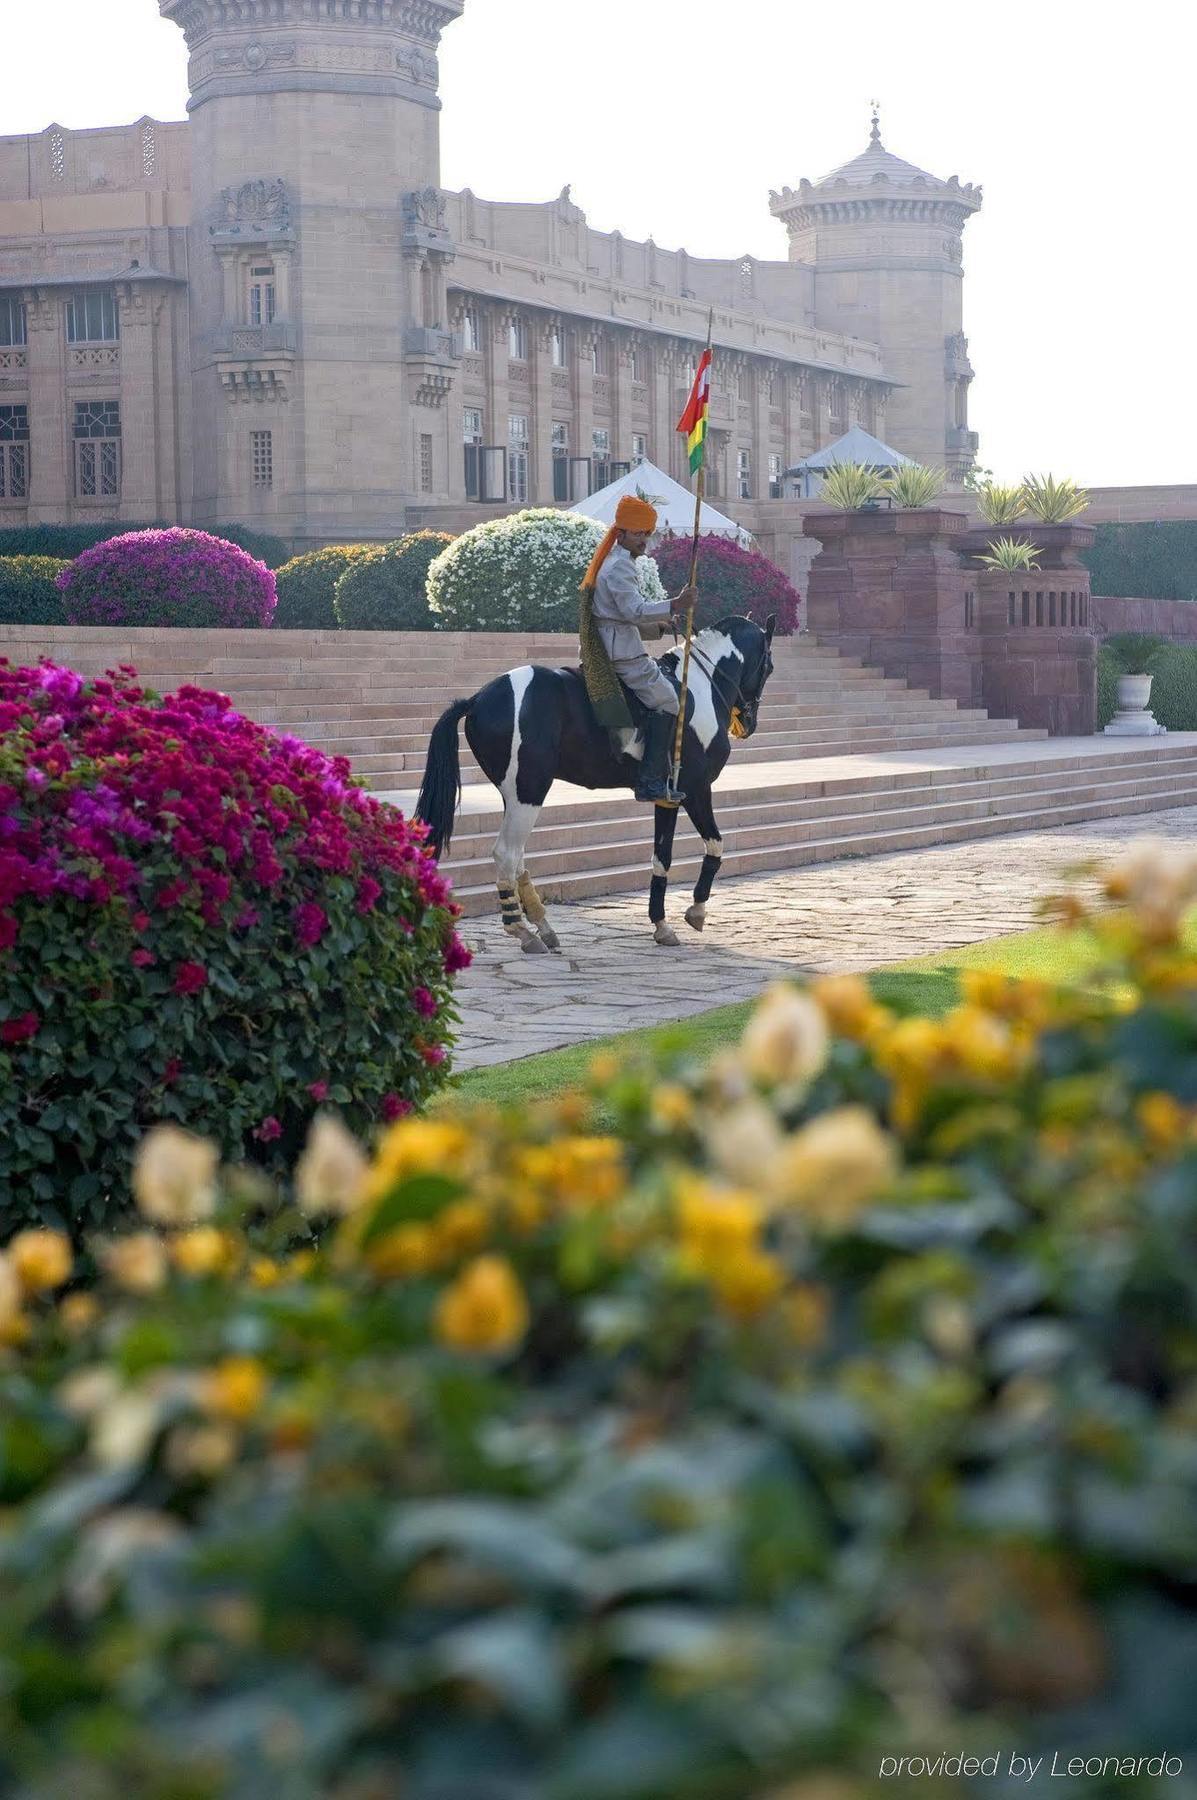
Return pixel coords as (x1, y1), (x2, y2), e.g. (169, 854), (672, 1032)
(0, 556), (68, 626)
(1145, 644), (1197, 732)
(0, 521), (291, 570)
(273, 545), (377, 629)
(334, 531), (452, 630)
(1083, 521), (1197, 601)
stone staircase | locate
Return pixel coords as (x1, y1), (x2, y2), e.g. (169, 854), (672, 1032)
(10, 626), (1197, 922)
(424, 738), (1197, 917)
(6, 626), (1045, 792)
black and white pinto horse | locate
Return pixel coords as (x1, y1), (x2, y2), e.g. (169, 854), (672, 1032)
(415, 614), (776, 952)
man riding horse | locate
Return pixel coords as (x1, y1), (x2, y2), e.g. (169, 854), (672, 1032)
(416, 511), (776, 953)
(581, 494), (696, 805)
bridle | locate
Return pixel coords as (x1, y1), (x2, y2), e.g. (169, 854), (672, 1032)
(667, 630), (772, 739)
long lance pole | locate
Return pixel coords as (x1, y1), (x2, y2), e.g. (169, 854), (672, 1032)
(667, 306), (714, 801)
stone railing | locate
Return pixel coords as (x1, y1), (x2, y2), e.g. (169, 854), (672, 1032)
(1092, 596), (1197, 641)
(69, 345), (120, 372)
(0, 348), (27, 375)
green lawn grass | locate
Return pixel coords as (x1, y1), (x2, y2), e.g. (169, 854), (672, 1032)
(442, 919), (1121, 1111)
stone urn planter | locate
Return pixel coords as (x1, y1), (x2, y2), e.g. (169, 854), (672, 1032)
(1105, 671), (1166, 736)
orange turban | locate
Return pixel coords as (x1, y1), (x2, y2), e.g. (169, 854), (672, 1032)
(579, 494), (659, 592)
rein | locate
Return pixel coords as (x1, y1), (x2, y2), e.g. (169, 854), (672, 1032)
(669, 636), (752, 736)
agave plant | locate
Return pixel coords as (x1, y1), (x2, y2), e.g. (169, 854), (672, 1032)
(1021, 473), (1090, 525)
(976, 482), (1027, 527)
(976, 535), (1042, 572)
(819, 461), (883, 511)
(880, 463), (945, 509)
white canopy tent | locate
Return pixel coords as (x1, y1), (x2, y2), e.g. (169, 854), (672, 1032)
(785, 427), (914, 499)
(568, 459), (754, 549)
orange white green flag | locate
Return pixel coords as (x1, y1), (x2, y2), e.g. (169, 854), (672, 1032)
(676, 347), (713, 476)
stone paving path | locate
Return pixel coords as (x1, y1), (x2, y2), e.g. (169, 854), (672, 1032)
(449, 805), (1197, 1070)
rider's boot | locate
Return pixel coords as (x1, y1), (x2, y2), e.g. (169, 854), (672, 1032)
(634, 710), (683, 805)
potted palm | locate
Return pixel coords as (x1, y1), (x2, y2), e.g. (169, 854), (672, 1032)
(879, 463), (946, 509)
(1101, 631), (1166, 736)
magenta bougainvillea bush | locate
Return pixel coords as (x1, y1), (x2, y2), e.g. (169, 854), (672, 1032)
(0, 661), (470, 1231)
(56, 528), (278, 629)
(652, 532), (801, 635)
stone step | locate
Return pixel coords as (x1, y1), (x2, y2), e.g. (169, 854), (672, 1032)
(443, 767), (1197, 916)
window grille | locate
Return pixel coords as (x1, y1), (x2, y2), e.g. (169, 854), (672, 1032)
(632, 434), (648, 464)
(737, 448), (752, 500)
(419, 433), (433, 494)
(768, 451), (783, 499)
(251, 430), (273, 489)
(74, 400), (121, 497)
(0, 404), (29, 500)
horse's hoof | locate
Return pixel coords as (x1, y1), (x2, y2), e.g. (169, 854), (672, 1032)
(538, 927), (561, 952)
(520, 933), (550, 956)
(685, 905), (706, 933)
(654, 923), (681, 948)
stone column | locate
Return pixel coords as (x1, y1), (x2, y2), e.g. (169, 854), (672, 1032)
(117, 280), (166, 522)
(613, 336), (635, 466)
(485, 305), (510, 499)
(652, 347), (677, 482)
(753, 365), (773, 499)
(804, 507), (981, 706)
(532, 320), (555, 504)
(24, 290), (69, 522)
(572, 327), (596, 498)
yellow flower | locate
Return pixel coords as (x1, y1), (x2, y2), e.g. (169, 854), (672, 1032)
(366, 1221), (443, 1279)
(810, 973), (882, 1038)
(132, 1125), (219, 1227)
(248, 1257), (282, 1289)
(8, 1228), (72, 1295)
(1136, 1091), (1189, 1149)
(200, 1356), (268, 1423)
(874, 1015), (946, 1079)
(285, 1249), (317, 1279)
(59, 1291), (100, 1336)
(740, 983), (829, 1088)
(367, 1119), (474, 1198)
(941, 1005), (1026, 1081)
(781, 1282), (832, 1349)
(704, 1097), (784, 1183)
(436, 1198), (491, 1258)
(768, 1107), (899, 1228)
(434, 1255), (529, 1356)
(676, 1180), (764, 1268)
(165, 1422), (239, 1480)
(650, 1083), (695, 1131)
(170, 1227), (237, 1279)
(101, 1232), (168, 1294)
(709, 1246), (786, 1320)
(295, 1114), (369, 1218)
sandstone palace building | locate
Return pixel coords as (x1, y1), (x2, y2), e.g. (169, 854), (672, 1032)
(0, 1), (983, 550)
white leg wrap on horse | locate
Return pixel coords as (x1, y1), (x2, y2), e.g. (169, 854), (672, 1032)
(704, 839), (723, 859)
(651, 856), (668, 878)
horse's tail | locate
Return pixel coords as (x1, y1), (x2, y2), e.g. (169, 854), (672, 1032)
(415, 696), (473, 859)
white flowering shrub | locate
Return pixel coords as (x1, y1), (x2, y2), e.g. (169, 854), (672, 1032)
(426, 508), (666, 632)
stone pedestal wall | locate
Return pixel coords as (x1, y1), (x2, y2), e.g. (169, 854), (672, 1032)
(803, 508), (981, 707)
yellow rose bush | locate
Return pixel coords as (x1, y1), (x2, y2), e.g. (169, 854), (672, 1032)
(3, 850), (1197, 1796)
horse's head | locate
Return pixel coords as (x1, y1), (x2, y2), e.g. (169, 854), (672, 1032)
(716, 613), (776, 738)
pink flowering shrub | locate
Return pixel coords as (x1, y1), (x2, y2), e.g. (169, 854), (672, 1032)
(56, 528), (277, 629)
(651, 532), (801, 635)
(0, 661), (470, 1232)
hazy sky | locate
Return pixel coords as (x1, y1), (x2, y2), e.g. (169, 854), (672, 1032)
(2, 0), (1193, 487)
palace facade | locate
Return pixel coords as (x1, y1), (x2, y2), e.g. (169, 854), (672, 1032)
(0, 0), (982, 549)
